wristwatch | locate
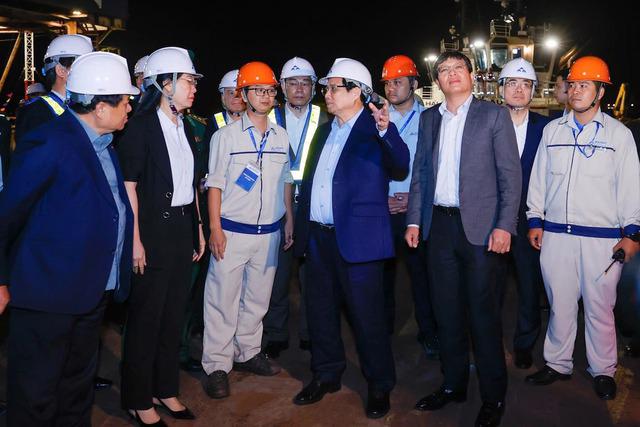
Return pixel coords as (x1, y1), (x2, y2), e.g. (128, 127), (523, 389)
(626, 231), (640, 243)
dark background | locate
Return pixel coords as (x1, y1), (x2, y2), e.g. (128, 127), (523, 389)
(2, 0), (639, 117)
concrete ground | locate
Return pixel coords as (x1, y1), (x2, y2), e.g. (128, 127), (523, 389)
(1, 262), (639, 427)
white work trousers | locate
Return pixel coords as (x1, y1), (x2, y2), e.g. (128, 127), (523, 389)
(540, 231), (622, 377)
(202, 230), (280, 374)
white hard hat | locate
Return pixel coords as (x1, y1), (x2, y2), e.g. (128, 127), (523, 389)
(26, 82), (46, 95)
(498, 57), (537, 85)
(42, 34), (93, 72)
(143, 47), (202, 79)
(134, 55), (149, 76)
(319, 58), (372, 92)
(218, 69), (239, 92)
(67, 52), (140, 96)
(280, 57), (317, 81)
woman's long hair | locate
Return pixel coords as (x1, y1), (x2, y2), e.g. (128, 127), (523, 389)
(134, 72), (184, 116)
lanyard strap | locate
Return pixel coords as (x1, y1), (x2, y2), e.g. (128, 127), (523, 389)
(398, 110), (417, 134)
(292, 105), (313, 165)
(571, 122), (601, 158)
(248, 128), (270, 161)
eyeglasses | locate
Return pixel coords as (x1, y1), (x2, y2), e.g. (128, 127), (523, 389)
(285, 79), (313, 89)
(222, 88), (241, 97)
(505, 80), (533, 90)
(247, 87), (278, 97)
(321, 84), (347, 96)
(437, 64), (467, 75)
(179, 77), (198, 87)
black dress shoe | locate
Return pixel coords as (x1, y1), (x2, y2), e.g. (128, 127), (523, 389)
(204, 370), (230, 399)
(525, 365), (571, 385)
(366, 389), (390, 419)
(94, 376), (112, 390)
(475, 401), (505, 427)
(299, 339), (311, 351)
(593, 375), (616, 400)
(514, 349), (533, 369)
(293, 380), (341, 405)
(180, 357), (203, 372)
(127, 410), (168, 426)
(264, 340), (289, 359)
(154, 398), (196, 420)
(415, 387), (466, 411)
(234, 352), (281, 376)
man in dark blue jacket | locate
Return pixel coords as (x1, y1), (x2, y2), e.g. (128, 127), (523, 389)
(496, 58), (551, 370)
(0, 52), (138, 426)
(292, 58), (409, 419)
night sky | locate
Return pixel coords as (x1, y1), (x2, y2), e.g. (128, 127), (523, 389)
(4, 0), (640, 117)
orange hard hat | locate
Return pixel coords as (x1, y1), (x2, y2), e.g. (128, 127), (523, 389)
(236, 61), (277, 89)
(567, 56), (611, 84)
(381, 55), (419, 81)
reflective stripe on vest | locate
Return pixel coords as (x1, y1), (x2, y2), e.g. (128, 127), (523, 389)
(290, 104), (321, 182)
(40, 95), (65, 116)
(214, 112), (227, 128)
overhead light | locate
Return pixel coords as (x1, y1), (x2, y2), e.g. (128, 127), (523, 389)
(545, 37), (559, 50)
(426, 54), (438, 62)
(473, 39), (485, 48)
(71, 10), (87, 18)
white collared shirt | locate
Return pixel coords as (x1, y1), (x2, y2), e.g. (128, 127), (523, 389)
(310, 108), (364, 224)
(513, 111), (529, 158)
(284, 103), (309, 155)
(388, 100), (425, 195)
(433, 95), (473, 207)
(157, 108), (194, 206)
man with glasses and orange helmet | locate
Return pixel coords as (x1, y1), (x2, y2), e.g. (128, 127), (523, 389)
(263, 57), (329, 359)
(380, 55), (439, 359)
(525, 56), (640, 401)
(202, 61), (294, 399)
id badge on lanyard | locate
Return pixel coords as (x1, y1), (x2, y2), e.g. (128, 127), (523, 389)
(235, 128), (269, 192)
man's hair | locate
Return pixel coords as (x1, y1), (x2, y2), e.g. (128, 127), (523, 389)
(69, 94), (124, 114)
(43, 57), (75, 91)
(432, 51), (473, 81)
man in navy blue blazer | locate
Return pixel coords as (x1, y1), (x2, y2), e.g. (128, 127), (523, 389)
(496, 58), (551, 371)
(0, 52), (138, 427)
(292, 58), (409, 419)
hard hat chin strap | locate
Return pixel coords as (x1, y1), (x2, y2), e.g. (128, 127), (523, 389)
(152, 72), (180, 115)
(573, 82), (603, 114)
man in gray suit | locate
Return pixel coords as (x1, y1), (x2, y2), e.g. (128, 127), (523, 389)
(405, 51), (521, 427)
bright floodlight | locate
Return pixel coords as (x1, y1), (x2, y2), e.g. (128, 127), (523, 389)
(545, 37), (559, 50)
(473, 40), (485, 48)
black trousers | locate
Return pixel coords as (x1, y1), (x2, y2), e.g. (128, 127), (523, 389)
(426, 207), (507, 402)
(7, 293), (110, 427)
(498, 227), (542, 351)
(121, 210), (193, 409)
(383, 213), (438, 340)
(305, 223), (396, 392)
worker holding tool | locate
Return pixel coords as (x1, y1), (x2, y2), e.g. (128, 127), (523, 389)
(525, 56), (640, 401)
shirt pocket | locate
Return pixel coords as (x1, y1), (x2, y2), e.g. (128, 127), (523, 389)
(547, 145), (573, 175)
(580, 147), (614, 178)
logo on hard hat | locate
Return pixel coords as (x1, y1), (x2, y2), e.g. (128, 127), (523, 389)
(516, 67), (526, 73)
(291, 65), (300, 71)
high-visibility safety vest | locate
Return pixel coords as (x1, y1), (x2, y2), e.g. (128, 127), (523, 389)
(269, 104), (321, 182)
(213, 111), (227, 129)
(41, 95), (66, 116)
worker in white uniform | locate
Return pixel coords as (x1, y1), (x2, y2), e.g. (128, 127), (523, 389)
(525, 56), (640, 401)
(202, 61), (294, 399)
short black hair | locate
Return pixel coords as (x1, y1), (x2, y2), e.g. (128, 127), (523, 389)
(43, 56), (75, 91)
(432, 51), (473, 81)
(134, 72), (183, 115)
(69, 94), (125, 114)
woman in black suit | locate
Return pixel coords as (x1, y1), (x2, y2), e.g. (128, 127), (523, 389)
(118, 46), (205, 426)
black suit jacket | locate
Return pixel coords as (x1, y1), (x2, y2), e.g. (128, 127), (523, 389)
(117, 110), (199, 260)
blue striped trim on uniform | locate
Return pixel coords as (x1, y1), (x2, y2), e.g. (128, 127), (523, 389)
(543, 220), (622, 238)
(528, 217), (544, 229)
(220, 217), (281, 234)
(624, 224), (640, 236)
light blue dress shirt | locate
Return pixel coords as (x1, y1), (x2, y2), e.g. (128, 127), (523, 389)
(70, 110), (126, 291)
(310, 108), (364, 224)
(388, 100), (425, 196)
